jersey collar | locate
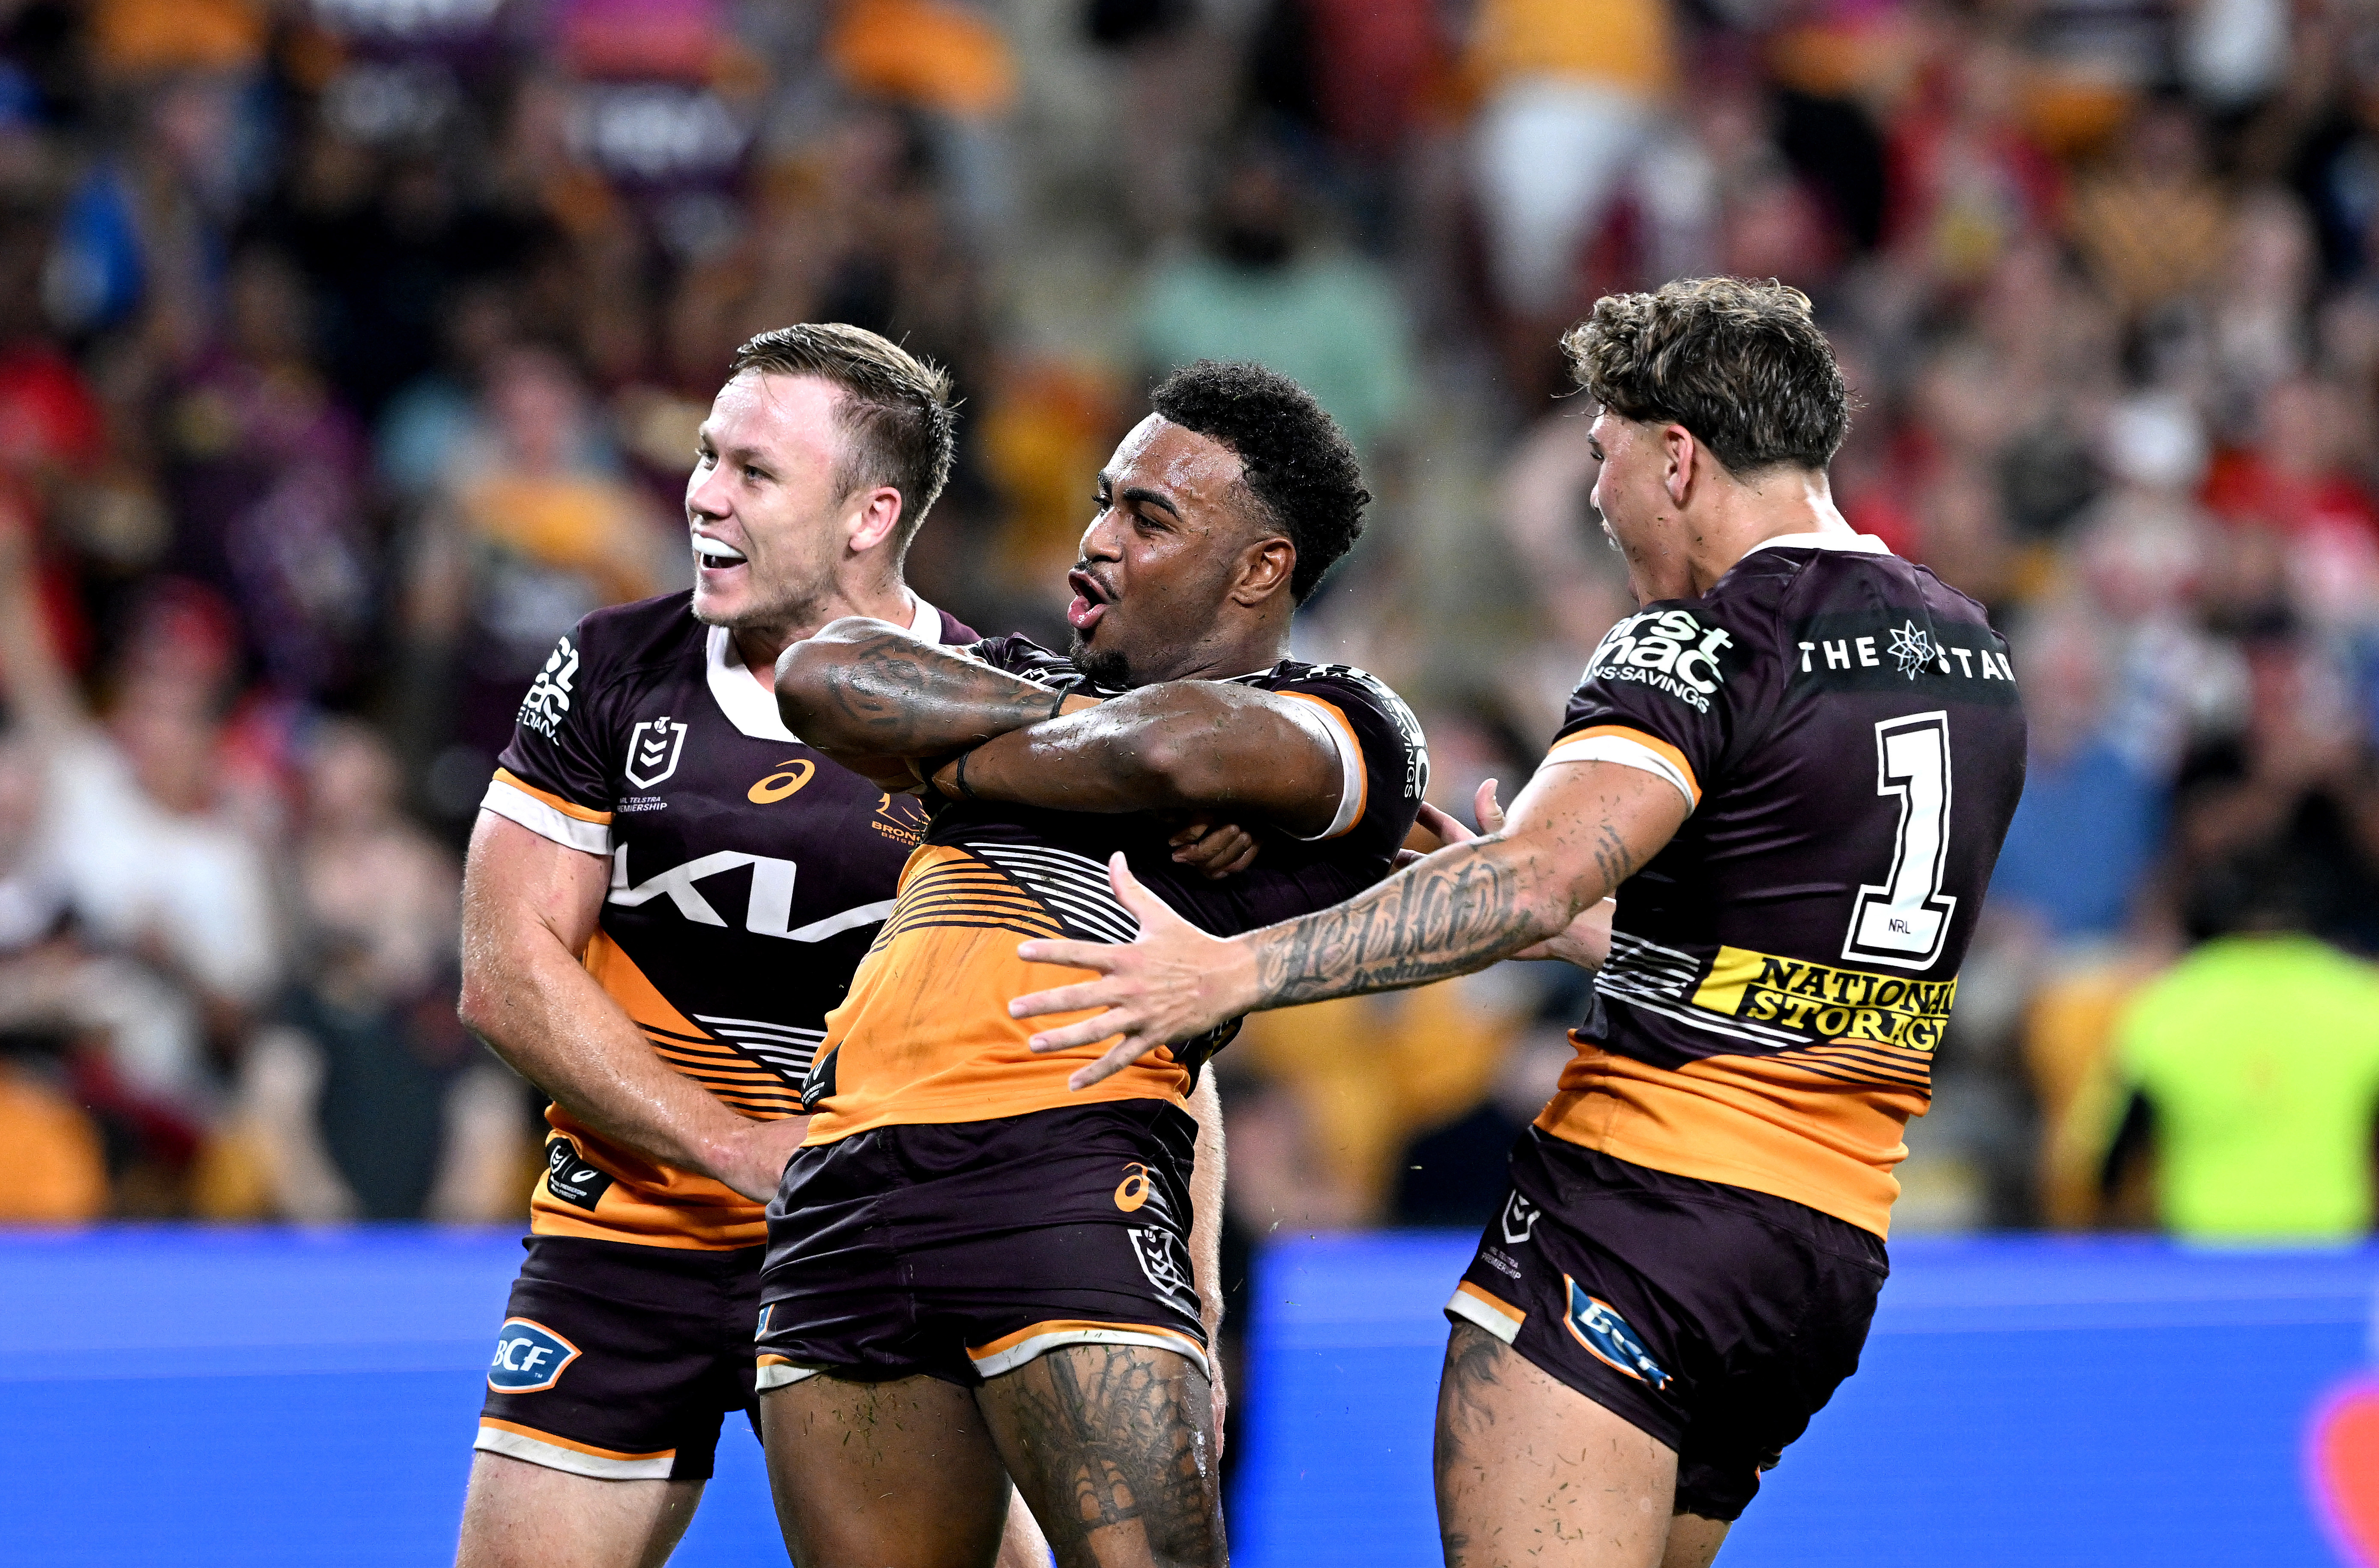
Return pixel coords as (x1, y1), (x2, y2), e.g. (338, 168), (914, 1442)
(705, 592), (941, 743)
(1746, 529), (1893, 557)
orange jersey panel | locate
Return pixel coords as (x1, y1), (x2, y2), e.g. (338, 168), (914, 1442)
(803, 845), (1189, 1143)
(528, 930), (793, 1250)
(1536, 1039), (1933, 1239)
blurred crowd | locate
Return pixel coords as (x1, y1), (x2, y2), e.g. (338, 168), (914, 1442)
(3, 0), (2379, 1243)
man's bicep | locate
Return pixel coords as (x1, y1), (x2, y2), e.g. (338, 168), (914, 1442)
(1506, 758), (1690, 903)
(463, 809), (611, 961)
(1239, 693), (1355, 835)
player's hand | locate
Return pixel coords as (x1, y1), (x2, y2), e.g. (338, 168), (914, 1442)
(707, 1114), (810, 1204)
(1169, 816), (1259, 880)
(1395, 777), (1507, 870)
(1010, 853), (1251, 1089)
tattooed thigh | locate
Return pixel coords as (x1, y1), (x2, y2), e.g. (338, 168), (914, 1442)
(975, 1344), (1224, 1568)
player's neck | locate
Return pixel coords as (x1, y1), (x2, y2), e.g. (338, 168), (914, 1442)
(1686, 467), (1851, 594)
(1135, 614), (1291, 685)
(728, 575), (916, 689)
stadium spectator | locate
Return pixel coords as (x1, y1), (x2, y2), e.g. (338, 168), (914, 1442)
(2093, 851), (2379, 1239)
(1133, 144), (1417, 458)
(236, 721), (523, 1222)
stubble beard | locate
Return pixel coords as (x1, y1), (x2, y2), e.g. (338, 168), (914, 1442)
(692, 574), (828, 651)
(1067, 631), (1133, 690)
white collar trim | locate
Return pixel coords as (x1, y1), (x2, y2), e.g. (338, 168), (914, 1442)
(1748, 530), (1893, 557)
(705, 593), (939, 743)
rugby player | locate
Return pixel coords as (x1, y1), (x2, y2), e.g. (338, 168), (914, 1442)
(1012, 280), (2029, 1566)
(758, 359), (1429, 1568)
(453, 325), (1056, 1567)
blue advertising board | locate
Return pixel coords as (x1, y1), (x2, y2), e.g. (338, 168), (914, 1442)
(0, 1228), (2372, 1565)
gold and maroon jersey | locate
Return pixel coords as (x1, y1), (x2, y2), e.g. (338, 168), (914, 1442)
(481, 591), (974, 1250)
(1539, 533), (2025, 1238)
(801, 636), (1429, 1142)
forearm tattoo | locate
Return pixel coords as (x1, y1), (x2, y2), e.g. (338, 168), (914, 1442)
(810, 631), (1055, 757)
(1250, 825), (1639, 1007)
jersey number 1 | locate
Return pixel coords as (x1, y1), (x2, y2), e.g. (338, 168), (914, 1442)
(1841, 712), (1956, 971)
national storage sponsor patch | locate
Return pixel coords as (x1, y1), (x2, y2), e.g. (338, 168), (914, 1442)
(1691, 947), (1957, 1049)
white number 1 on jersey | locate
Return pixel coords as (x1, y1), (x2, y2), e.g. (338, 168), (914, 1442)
(1841, 712), (1957, 971)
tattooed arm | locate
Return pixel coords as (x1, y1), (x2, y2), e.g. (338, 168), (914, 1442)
(773, 619), (1094, 783)
(1007, 760), (1689, 1088)
(920, 681), (1347, 836)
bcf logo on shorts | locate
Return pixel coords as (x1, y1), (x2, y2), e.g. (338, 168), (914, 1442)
(487, 1318), (581, 1394)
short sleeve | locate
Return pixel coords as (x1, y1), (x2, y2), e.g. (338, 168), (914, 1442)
(483, 622), (619, 857)
(1546, 601), (1769, 814)
(1268, 666), (1429, 854)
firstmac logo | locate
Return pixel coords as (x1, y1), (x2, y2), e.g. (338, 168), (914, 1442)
(487, 1318), (580, 1394)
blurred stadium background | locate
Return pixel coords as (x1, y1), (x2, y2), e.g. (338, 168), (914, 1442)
(2, 0), (2379, 1559)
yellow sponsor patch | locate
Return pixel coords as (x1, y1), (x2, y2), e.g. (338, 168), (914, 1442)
(1690, 947), (1957, 1050)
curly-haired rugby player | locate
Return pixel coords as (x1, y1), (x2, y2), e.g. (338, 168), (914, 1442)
(759, 360), (1431, 1568)
(1013, 280), (2029, 1567)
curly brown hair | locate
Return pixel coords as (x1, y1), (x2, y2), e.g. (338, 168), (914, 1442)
(727, 323), (958, 550)
(1562, 278), (1851, 475)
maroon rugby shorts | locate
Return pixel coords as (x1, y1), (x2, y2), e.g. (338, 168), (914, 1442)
(755, 1102), (1208, 1389)
(1447, 1129), (1886, 1521)
(475, 1236), (762, 1481)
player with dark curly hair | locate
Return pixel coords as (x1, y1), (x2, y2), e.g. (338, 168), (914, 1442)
(749, 359), (1430, 1568)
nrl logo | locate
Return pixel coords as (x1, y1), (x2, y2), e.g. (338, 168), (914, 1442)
(625, 716), (689, 788)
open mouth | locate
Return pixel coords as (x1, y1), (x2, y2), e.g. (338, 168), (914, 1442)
(693, 534), (748, 569)
(1066, 569), (1112, 633)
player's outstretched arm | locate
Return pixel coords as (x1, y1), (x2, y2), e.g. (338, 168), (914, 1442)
(773, 618), (1088, 780)
(921, 681), (1348, 837)
(459, 812), (805, 1202)
(1010, 760), (1688, 1089)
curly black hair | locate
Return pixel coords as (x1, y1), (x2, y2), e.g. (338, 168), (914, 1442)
(1148, 360), (1369, 602)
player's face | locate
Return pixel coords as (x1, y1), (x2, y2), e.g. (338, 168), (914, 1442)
(686, 372), (855, 631)
(1067, 415), (1270, 687)
(1587, 410), (1693, 604)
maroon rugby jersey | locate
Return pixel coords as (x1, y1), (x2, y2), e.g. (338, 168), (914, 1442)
(1537, 532), (2026, 1237)
(801, 637), (1429, 1140)
(481, 590), (974, 1249)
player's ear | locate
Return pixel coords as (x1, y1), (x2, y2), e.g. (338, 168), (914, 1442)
(846, 485), (906, 554)
(1661, 423), (1697, 508)
(1231, 535), (1296, 606)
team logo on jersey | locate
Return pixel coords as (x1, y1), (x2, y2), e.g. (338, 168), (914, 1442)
(1583, 610), (1733, 713)
(749, 759), (816, 803)
(1561, 1280), (1671, 1391)
(519, 636), (579, 740)
(487, 1318), (580, 1393)
(1500, 1191), (1542, 1245)
(1127, 1225), (1197, 1309)
(625, 717), (689, 788)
